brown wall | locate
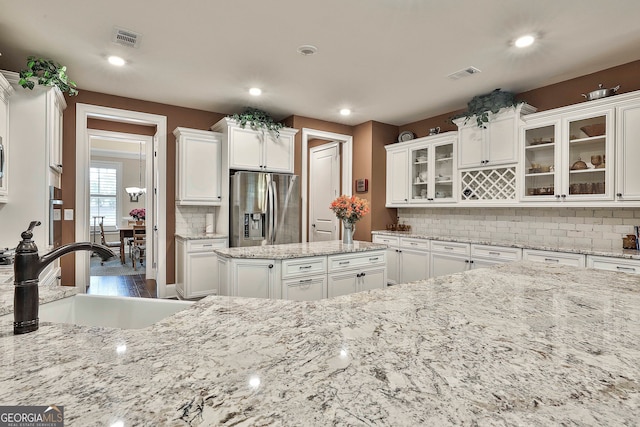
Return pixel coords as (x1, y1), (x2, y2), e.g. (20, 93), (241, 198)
(401, 59), (640, 137)
(61, 90), (225, 285)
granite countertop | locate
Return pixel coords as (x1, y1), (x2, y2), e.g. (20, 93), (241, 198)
(0, 281), (77, 316)
(1, 261), (639, 425)
(174, 233), (228, 240)
(215, 240), (387, 259)
(372, 230), (640, 260)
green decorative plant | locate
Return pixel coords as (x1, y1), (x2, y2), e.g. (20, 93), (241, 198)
(452, 89), (521, 128)
(18, 56), (78, 96)
(231, 107), (284, 136)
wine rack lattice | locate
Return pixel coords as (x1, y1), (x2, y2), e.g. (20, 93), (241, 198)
(461, 167), (516, 201)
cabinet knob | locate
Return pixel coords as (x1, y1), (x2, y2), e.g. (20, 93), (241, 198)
(356, 273), (361, 278)
(617, 193), (622, 197)
(268, 264), (274, 269)
(555, 194), (561, 199)
(427, 198), (434, 201)
(361, 272), (366, 277)
(561, 194), (567, 198)
(404, 198), (408, 202)
(465, 259), (469, 263)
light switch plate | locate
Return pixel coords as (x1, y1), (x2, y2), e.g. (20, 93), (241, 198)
(64, 209), (74, 221)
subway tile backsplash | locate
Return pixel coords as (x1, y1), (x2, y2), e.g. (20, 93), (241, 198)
(175, 206), (217, 235)
(398, 207), (640, 252)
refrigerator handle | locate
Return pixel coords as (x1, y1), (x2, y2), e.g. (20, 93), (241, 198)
(271, 180), (279, 243)
(266, 176), (275, 244)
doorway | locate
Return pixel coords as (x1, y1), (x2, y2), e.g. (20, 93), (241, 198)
(308, 142), (340, 242)
(301, 128), (353, 243)
(75, 104), (168, 297)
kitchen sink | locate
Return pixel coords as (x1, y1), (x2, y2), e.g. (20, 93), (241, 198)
(36, 294), (194, 329)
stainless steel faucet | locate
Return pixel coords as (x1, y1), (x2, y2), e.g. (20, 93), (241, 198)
(13, 221), (114, 334)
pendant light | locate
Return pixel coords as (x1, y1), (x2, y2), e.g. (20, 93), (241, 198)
(125, 141), (146, 202)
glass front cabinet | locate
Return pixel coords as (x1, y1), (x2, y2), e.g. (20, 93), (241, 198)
(521, 108), (614, 202)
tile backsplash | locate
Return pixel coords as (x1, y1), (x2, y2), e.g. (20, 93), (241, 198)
(398, 207), (640, 252)
(175, 206), (217, 235)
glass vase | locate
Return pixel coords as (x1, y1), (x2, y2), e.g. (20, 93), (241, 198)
(343, 220), (355, 245)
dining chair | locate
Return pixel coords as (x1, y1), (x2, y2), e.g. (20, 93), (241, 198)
(131, 224), (146, 271)
(99, 221), (121, 266)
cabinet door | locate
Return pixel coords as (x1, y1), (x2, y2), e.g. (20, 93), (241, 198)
(430, 253), (469, 278)
(175, 239), (186, 297)
(410, 145), (429, 202)
(263, 132), (294, 173)
(486, 112), (518, 165)
(187, 252), (218, 298)
(587, 255), (640, 275)
(400, 249), (429, 282)
(47, 90), (64, 174)
(521, 122), (560, 201)
(471, 258), (505, 269)
(386, 148), (409, 205)
(522, 249), (585, 267)
(0, 94), (8, 200)
(359, 267), (386, 292)
(176, 131), (222, 205)
(615, 101), (640, 200)
(386, 247), (399, 285)
(328, 271), (358, 298)
(283, 276), (327, 301)
(229, 127), (263, 171)
(234, 259), (275, 298)
(458, 125), (484, 169)
(432, 141), (455, 202)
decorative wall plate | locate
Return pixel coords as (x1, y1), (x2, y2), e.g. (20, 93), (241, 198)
(398, 131), (415, 143)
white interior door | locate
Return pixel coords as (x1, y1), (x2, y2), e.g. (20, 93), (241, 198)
(309, 143), (340, 242)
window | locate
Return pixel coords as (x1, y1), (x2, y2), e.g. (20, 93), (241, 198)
(90, 161), (122, 227)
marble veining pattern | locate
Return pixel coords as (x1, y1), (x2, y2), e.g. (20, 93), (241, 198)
(0, 261), (639, 425)
(215, 240), (387, 259)
(373, 230), (640, 260)
(0, 281), (77, 316)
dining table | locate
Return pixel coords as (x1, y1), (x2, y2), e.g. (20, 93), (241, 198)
(117, 227), (134, 264)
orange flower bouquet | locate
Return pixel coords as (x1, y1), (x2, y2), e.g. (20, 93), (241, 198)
(330, 195), (370, 244)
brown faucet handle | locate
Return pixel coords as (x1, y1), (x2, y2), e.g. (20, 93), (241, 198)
(21, 221), (42, 240)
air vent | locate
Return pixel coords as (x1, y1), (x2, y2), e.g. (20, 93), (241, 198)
(112, 27), (141, 48)
(447, 66), (481, 80)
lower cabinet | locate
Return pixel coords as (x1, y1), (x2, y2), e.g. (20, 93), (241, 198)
(586, 255), (640, 275)
(372, 235), (429, 284)
(430, 241), (522, 277)
(217, 250), (386, 300)
(175, 237), (228, 299)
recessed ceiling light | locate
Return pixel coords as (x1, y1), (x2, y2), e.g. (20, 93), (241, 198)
(297, 45), (318, 56)
(340, 108), (351, 116)
(108, 56), (126, 66)
(514, 34), (535, 48)
(249, 87), (262, 96)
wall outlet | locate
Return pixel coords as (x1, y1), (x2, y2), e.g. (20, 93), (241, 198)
(64, 209), (74, 221)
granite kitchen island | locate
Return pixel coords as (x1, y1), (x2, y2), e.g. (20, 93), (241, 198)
(0, 261), (639, 425)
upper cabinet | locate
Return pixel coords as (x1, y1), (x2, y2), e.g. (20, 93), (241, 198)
(211, 117), (298, 173)
(174, 127), (223, 206)
(454, 104), (536, 169)
(47, 88), (65, 174)
(615, 99), (640, 201)
(521, 108), (614, 202)
(385, 132), (457, 207)
(0, 72), (14, 203)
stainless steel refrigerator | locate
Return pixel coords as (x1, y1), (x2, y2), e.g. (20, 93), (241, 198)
(230, 171), (301, 247)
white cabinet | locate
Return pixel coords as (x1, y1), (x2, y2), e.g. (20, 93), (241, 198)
(455, 104), (535, 169)
(47, 89), (64, 174)
(615, 100), (640, 201)
(174, 127), (222, 205)
(385, 132), (457, 207)
(175, 237), (228, 299)
(283, 275), (327, 301)
(522, 249), (586, 267)
(211, 117), (298, 173)
(430, 241), (521, 277)
(232, 258), (278, 299)
(0, 73), (13, 203)
(521, 108), (614, 202)
(327, 250), (386, 298)
(586, 255), (640, 275)
(372, 235), (430, 285)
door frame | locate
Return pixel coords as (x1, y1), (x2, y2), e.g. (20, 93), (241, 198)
(75, 103), (168, 297)
(301, 128), (352, 243)
(308, 142), (340, 242)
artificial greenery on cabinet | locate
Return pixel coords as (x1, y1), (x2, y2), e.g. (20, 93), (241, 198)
(18, 56), (78, 96)
(452, 89), (521, 128)
(230, 107), (284, 136)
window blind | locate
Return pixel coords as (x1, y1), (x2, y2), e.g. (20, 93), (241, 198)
(90, 166), (118, 227)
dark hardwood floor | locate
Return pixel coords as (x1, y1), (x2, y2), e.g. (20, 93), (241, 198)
(88, 274), (157, 298)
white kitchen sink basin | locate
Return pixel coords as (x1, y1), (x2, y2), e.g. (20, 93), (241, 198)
(36, 294), (194, 329)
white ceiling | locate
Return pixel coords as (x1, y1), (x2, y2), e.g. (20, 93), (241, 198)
(1, 0), (639, 126)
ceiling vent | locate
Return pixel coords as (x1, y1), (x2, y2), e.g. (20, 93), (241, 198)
(447, 66), (481, 80)
(112, 27), (141, 48)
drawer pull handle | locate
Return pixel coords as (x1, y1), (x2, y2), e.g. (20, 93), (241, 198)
(488, 251), (501, 256)
(339, 261), (350, 265)
(616, 266), (636, 272)
(299, 265), (312, 270)
(202, 244), (213, 247)
(410, 242), (418, 246)
(444, 246), (454, 250)
(299, 279), (313, 283)
(544, 258), (559, 263)
(369, 257), (379, 261)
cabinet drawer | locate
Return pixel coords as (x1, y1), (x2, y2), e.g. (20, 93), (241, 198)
(430, 241), (470, 256)
(187, 239), (227, 252)
(400, 237), (429, 251)
(282, 256), (327, 279)
(471, 244), (521, 262)
(587, 256), (640, 275)
(328, 251), (386, 272)
(522, 249), (585, 267)
(283, 275), (327, 301)
(372, 235), (399, 246)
